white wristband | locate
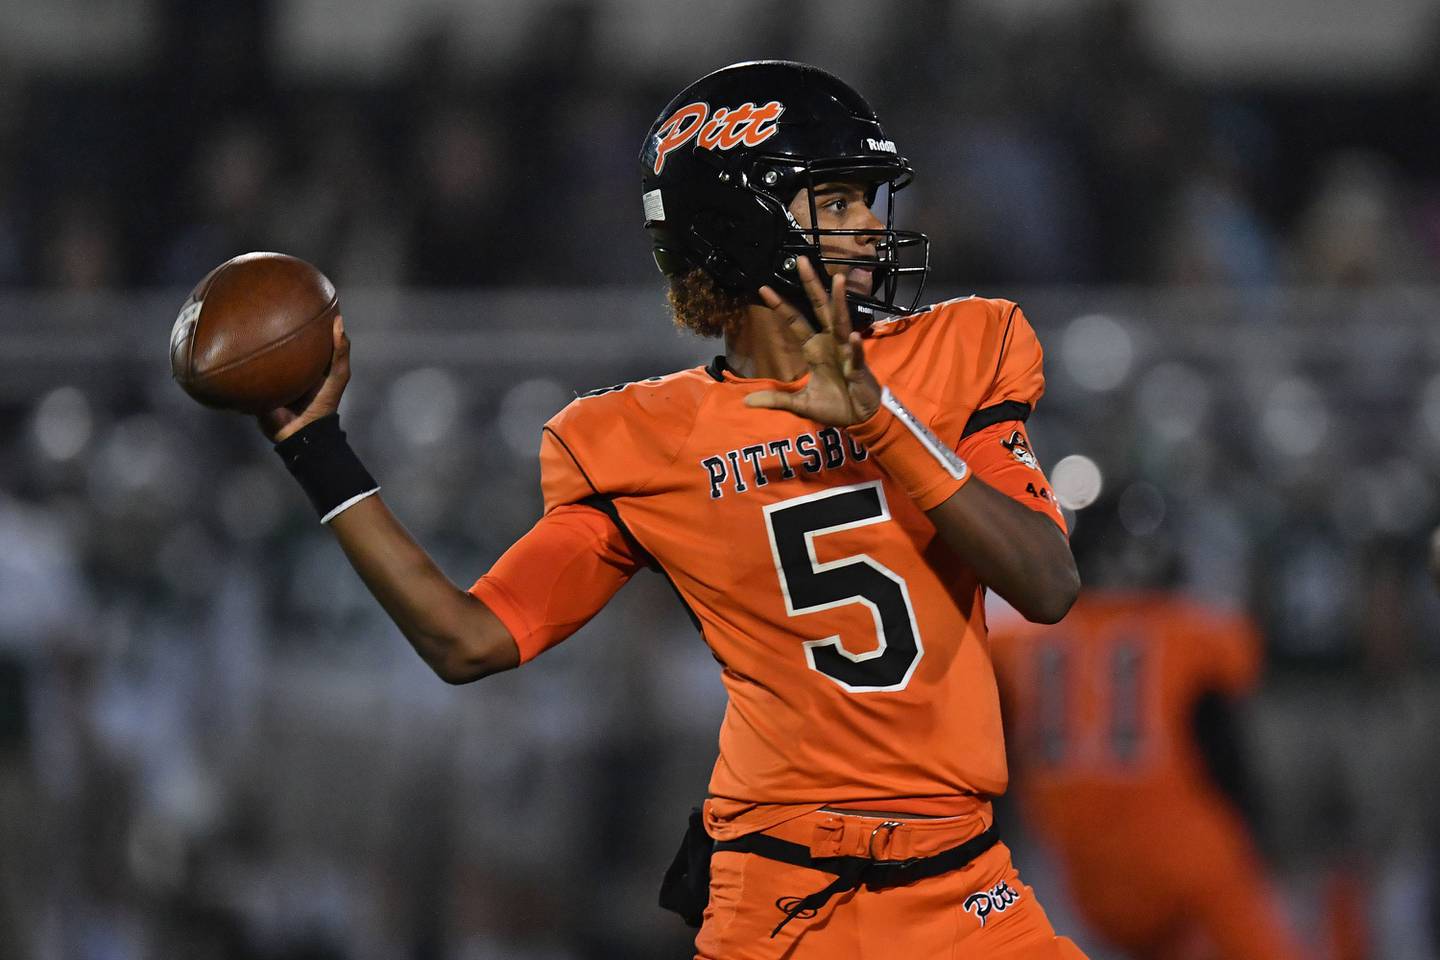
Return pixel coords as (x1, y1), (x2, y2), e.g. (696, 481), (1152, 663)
(320, 486), (381, 524)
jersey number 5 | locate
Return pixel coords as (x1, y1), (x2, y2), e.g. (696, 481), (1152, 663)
(763, 481), (924, 692)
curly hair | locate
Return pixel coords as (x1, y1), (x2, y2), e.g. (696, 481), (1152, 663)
(665, 268), (749, 340)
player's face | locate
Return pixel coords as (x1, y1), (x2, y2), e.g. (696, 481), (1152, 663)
(788, 181), (885, 297)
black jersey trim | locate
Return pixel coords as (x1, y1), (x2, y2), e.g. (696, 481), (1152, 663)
(543, 426), (601, 495)
(579, 494), (655, 569)
(992, 302), (1019, 386)
(961, 400), (1031, 438)
(705, 355), (730, 382)
(577, 494), (703, 635)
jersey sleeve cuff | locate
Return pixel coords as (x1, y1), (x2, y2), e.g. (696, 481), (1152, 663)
(846, 387), (973, 511)
(468, 575), (540, 664)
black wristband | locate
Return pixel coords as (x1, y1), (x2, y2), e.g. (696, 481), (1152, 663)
(273, 414), (379, 523)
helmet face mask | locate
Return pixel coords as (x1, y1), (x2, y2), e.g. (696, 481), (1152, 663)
(641, 61), (930, 330)
(776, 164), (929, 322)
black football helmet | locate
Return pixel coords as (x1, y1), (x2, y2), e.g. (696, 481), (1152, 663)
(639, 60), (929, 325)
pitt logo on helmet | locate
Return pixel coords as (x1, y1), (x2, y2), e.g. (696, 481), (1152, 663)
(652, 101), (785, 175)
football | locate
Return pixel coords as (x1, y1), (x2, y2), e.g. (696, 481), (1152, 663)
(170, 252), (339, 414)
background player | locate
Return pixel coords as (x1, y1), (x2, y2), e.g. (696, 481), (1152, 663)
(260, 61), (1084, 958)
(990, 485), (1306, 960)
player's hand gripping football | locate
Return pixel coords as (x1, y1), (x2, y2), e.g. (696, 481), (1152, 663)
(744, 257), (882, 427)
(258, 316), (351, 442)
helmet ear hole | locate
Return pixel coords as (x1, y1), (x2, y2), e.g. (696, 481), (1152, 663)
(688, 211), (750, 291)
(652, 247), (689, 277)
(702, 251), (747, 291)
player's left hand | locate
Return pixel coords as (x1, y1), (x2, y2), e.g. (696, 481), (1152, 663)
(744, 257), (883, 427)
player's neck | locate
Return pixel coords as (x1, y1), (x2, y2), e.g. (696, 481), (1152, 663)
(724, 305), (809, 382)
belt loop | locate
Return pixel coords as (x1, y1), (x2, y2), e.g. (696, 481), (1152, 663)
(811, 816), (846, 858)
(868, 820), (902, 859)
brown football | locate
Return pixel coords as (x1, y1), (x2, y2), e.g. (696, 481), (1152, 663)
(170, 252), (338, 414)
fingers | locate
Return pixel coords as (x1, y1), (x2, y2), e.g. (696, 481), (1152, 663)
(759, 286), (818, 346)
(839, 330), (870, 382)
(256, 407), (294, 439)
(796, 257), (858, 344)
(847, 331), (867, 375)
(333, 314), (349, 358)
(744, 389), (800, 413)
(287, 380), (325, 413)
(330, 314), (352, 384)
(763, 262), (856, 361)
(795, 257), (833, 332)
(830, 272), (854, 344)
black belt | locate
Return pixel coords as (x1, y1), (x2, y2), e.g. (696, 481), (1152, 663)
(714, 823), (1000, 937)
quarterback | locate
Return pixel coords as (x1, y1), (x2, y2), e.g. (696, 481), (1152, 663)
(262, 61), (1084, 958)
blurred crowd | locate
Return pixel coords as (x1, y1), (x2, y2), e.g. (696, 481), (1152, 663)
(2, 0), (1440, 292)
(3, 285), (1440, 959)
(0, 292), (723, 959)
(3, 0), (1440, 958)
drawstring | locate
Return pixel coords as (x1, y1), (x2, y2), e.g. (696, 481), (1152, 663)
(771, 859), (866, 937)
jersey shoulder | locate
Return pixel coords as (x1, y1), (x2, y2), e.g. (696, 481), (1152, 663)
(541, 366), (713, 504)
(1161, 598), (1263, 688)
(1067, 592), (1261, 674)
(869, 294), (1019, 343)
(867, 295), (1046, 441)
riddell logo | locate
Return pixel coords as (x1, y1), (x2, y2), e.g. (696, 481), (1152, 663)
(866, 138), (897, 153)
(652, 100), (785, 174)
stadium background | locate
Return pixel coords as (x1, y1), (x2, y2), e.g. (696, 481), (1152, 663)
(2, 0), (1439, 957)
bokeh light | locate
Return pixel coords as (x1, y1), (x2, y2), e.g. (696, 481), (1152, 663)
(385, 366), (462, 446)
(31, 385), (93, 461)
(499, 378), (571, 460)
(1117, 481), (1167, 536)
(1060, 314), (1135, 392)
(1051, 454), (1104, 510)
(1259, 376), (1329, 459)
(1135, 361), (1212, 443)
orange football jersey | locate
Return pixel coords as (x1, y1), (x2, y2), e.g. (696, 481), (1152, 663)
(989, 592), (1260, 811)
(473, 297), (1065, 838)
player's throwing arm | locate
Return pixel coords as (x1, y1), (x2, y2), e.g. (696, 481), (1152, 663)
(171, 253), (520, 682)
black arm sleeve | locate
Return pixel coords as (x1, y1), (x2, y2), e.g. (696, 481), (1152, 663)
(1192, 690), (1258, 826)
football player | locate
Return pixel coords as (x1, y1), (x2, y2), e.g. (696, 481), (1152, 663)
(260, 61), (1085, 959)
(990, 487), (1306, 960)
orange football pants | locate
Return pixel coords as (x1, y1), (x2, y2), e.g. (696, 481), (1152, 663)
(1053, 805), (1305, 960)
(695, 808), (1089, 960)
